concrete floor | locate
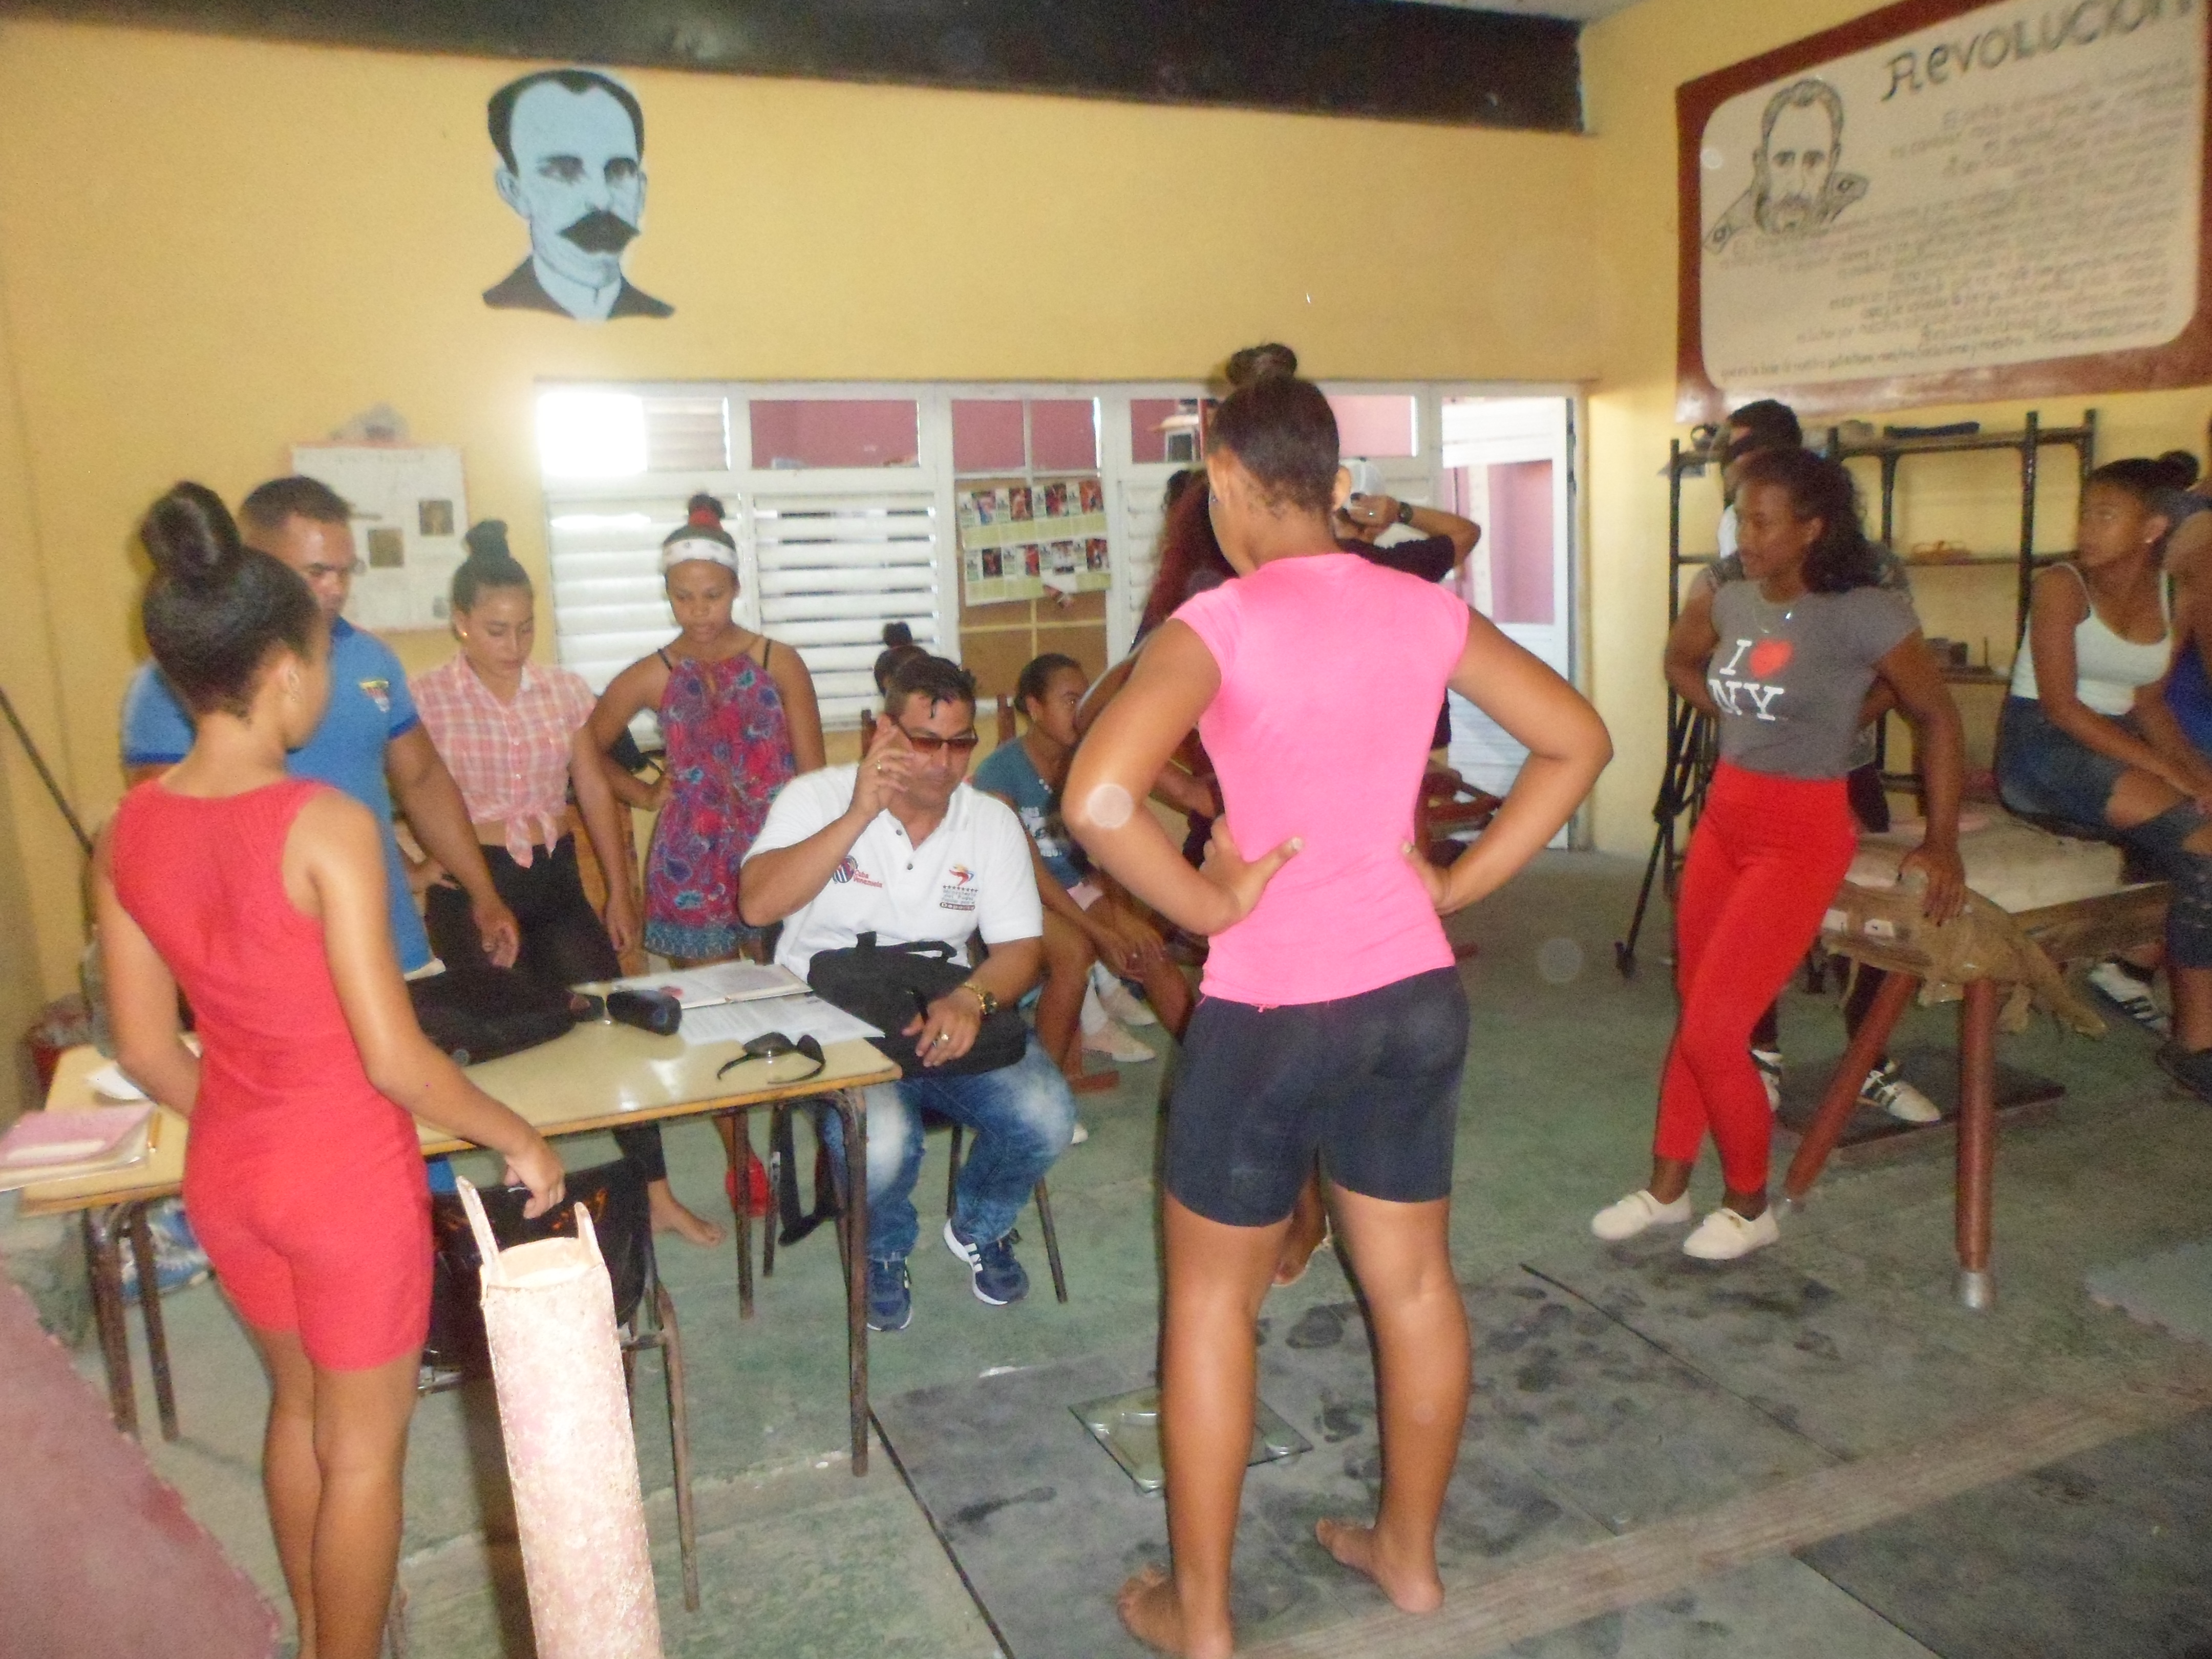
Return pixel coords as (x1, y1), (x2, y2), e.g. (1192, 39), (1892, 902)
(40, 850), (2212, 1657)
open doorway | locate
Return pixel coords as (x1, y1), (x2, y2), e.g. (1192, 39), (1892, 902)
(1438, 395), (1578, 825)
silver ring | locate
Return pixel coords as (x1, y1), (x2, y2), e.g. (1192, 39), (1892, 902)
(934, 1032), (949, 1044)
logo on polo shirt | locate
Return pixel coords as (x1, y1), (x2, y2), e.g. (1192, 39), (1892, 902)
(832, 855), (882, 888)
(940, 863), (978, 911)
(358, 677), (392, 714)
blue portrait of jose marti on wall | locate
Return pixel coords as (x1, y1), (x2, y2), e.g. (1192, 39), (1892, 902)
(483, 67), (673, 322)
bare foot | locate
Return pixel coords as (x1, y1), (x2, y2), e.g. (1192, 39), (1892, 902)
(1116, 1566), (1232, 1659)
(650, 1186), (726, 1248)
(1314, 1519), (1444, 1613)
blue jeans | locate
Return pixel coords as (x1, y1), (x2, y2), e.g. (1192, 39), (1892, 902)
(827, 1035), (1077, 1262)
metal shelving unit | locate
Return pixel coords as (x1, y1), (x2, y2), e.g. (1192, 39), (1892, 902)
(1824, 410), (2097, 651)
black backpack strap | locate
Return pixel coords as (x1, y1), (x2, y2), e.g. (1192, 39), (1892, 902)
(774, 1100), (842, 1247)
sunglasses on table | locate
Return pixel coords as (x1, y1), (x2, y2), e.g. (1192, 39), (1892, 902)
(892, 724), (981, 754)
(716, 1031), (826, 1083)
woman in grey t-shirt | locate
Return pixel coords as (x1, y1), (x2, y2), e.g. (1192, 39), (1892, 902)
(1594, 449), (1966, 1261)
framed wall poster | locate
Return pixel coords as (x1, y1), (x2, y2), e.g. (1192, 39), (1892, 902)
(290, 443), (469, 632)
(1677, 0), (2212, 419)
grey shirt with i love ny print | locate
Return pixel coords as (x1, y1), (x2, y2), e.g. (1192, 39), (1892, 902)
(1706, 582), (1919, 780)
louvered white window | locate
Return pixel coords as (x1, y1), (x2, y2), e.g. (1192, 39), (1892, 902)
(747, 491), (941, 718)
(535, 381), (1584, 850)
(539, 387), (951, 742)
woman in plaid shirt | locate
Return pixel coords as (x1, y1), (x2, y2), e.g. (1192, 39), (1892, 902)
(411, 521), (723, 1247)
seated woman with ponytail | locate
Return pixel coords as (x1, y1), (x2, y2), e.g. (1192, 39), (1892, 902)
(96, 484), (565, 1659)
(410, 521), (724, 1246)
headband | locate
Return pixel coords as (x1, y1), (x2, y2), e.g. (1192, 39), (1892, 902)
(660, 498), (738, 573)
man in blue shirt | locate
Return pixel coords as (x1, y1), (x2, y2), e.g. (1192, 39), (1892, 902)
(121, 476), (519, 972)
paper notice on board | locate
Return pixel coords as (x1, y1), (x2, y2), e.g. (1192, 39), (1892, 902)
(1698, 0), (2205, 392)
(958, 478), (1110, 603)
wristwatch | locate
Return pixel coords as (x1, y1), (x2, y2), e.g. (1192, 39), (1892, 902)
(959, 983), (999, 1017)
(1395, 499), (1416, 525)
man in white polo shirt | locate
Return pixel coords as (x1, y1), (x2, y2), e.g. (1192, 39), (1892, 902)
(741, 653), (1078, 1332)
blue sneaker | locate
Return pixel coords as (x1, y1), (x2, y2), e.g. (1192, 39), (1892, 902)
(866, 1258), (912, 1332)
(942, 1217), (1029, 1307)
(123, 1200), (211, 1304)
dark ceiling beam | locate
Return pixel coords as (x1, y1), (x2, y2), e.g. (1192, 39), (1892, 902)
(1, 1), (1584, 132)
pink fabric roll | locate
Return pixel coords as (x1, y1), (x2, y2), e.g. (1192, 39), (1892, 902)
(466, 1185), (664, 1659)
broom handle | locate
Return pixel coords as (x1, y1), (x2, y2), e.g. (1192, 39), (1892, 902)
(0, 684), (92, 857)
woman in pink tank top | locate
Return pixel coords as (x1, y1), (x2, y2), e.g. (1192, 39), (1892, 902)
(1070, 358), (1611, 1656)
(95, 485), (566, 1659)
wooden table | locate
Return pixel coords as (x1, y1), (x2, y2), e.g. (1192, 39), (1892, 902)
(22, 1026), (899, 1470)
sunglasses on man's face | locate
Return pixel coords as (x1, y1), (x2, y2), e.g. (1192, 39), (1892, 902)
(716, 1031), (826, 1082)
(895, 725), (981, 755)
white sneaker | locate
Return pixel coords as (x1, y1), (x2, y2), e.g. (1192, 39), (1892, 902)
(1590, 1189), (1693, 1241)
(1079, 981), (1110, 1036)
(1097, 977), (1159, 1028)
(1859, 1061), (1941, 1124)
(1084, 1017), (1156, 1064)
(2087, 959), (2170, 1037)
(1752, 1048), (1784, 1111)
(1069, 1120), (1090, 1145)
(1682, 1205), (1781, 1261)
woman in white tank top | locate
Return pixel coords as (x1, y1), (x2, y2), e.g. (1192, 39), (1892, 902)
(1994, 455), (2212, 1099)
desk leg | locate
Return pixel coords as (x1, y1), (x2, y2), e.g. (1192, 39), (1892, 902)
(1782, 971), (1919, 1205)
(833, 1086), (870, 1476)
(83, 1208), (138, 1439)
(124, 1203), (180, 1441)
(1956, 979), (1999, 1311)
(726, 1108), (754, 1321)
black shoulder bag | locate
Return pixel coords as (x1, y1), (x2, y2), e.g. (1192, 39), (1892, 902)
(806, 932), (1027, 1079)
(407, 965), (581, 1067)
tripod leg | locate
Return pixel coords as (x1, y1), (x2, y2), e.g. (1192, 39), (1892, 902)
(1617, 705), (1706, 976)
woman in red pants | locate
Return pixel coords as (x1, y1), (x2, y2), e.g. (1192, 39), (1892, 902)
(1594, 448), (1966, 1261)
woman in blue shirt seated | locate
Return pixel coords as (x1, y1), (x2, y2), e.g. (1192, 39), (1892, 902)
(975, 654), (1193, 1094)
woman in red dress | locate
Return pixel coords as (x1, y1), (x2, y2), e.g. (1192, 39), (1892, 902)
(97, 484), (564, 1659)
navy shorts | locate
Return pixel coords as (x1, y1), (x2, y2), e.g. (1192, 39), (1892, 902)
(1163, 967), (1470, 1227)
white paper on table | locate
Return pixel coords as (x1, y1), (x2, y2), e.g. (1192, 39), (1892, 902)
(678, 994), (883, 1048)
(605, 961), (808, 1009)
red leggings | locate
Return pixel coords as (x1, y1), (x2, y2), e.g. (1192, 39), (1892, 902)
(1657, 762), (1857, 1194)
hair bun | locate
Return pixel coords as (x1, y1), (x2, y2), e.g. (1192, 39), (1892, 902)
(1225, 342), (1299, 389)
(686, 493), (727, 528)
(140, 482), (244, 587)
(2157, 450), (2202, 491)
(881, 621), (914, 649)
(462, 518), (511, 562)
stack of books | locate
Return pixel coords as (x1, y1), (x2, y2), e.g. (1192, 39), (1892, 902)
(0, 1104), (154, 1193)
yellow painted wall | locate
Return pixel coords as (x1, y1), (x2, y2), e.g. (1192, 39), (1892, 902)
(5, 4), (2211, 1097)
(0, 16), (1599, 1071)
(1579, 0), (2212, 854)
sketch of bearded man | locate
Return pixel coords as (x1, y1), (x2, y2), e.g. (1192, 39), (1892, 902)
(1705, 79), (1869, 256)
